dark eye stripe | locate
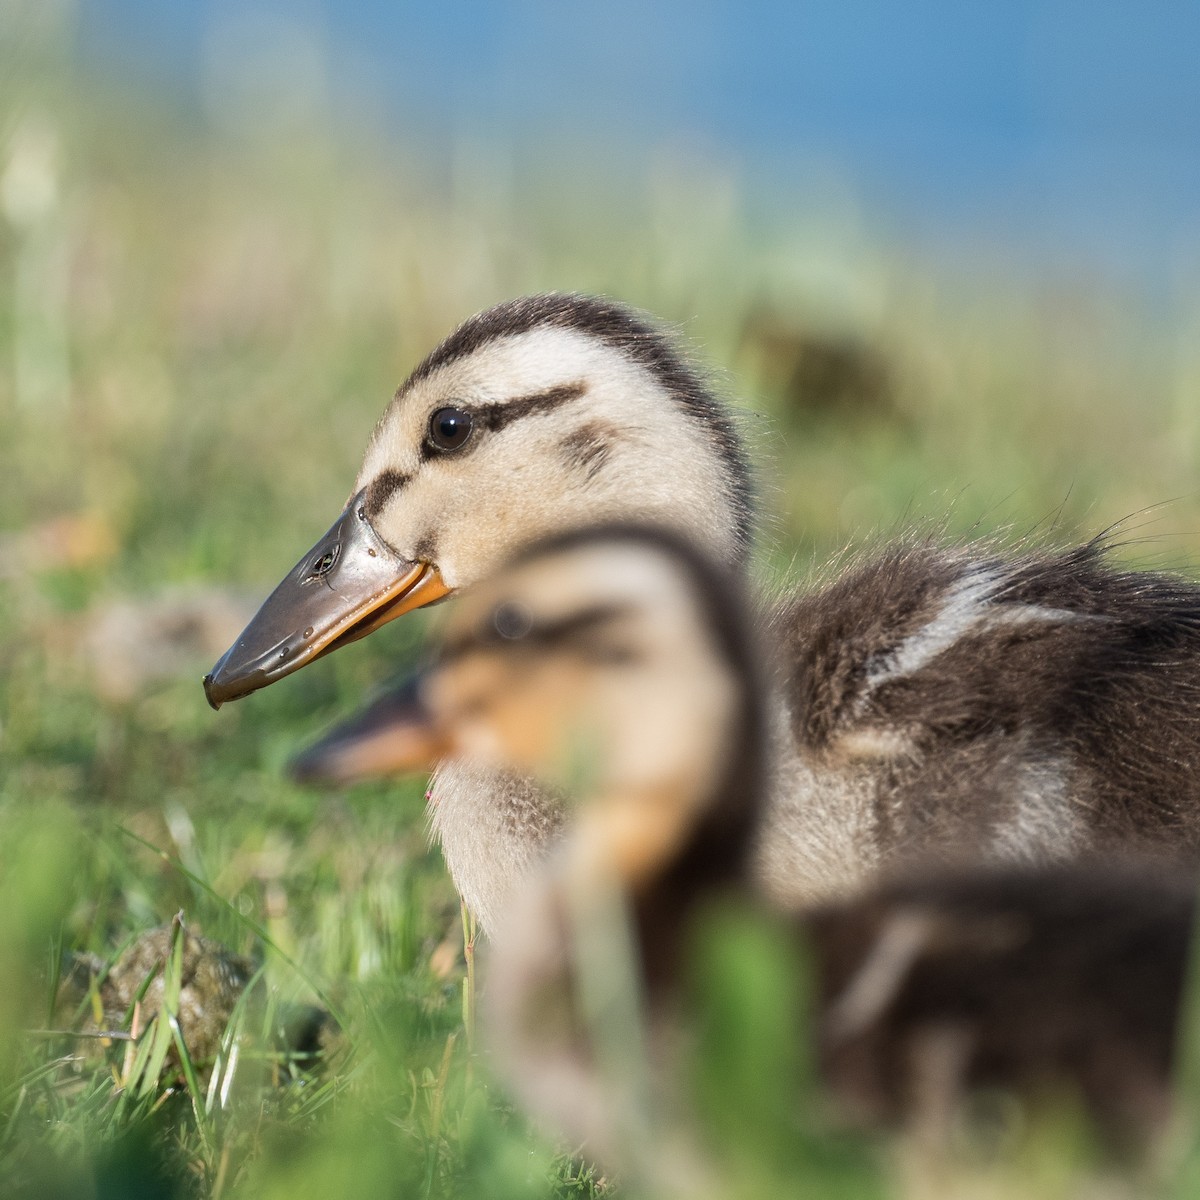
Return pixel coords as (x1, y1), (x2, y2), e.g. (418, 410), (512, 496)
(477, 382), (587, 431)
(438, 601), (635, 666)
(529, 603), (634, 649)
(363, 383), (591, 519)
(417, 382), (587, 464)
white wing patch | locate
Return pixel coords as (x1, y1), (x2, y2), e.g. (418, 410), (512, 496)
(863, 566), (1097, 698)
(988, 753), (1081, 861)
(865, 568), (1000, 691)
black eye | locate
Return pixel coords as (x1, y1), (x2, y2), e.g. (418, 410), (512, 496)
(492, 602), (533, 641)
(427, 406), (474, 452)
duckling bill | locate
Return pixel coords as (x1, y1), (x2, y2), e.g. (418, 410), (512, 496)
(288, 675), (449, 784)
(203, 498), (450, 708)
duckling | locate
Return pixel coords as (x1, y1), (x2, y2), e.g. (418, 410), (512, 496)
(207, 293), (1200, 932)
(320, 525), (1197, 1161)
(349, 524), (766, 1165)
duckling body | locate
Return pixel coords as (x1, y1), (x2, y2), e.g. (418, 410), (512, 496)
(298, 532), (1200, 932)
(756, 536), (1200, 906)
(211, 294), (1200, 932)
(58, 924), (341, 1079)
(396, 527), (766, 1163)
(428, 764), (565, 933)
(811, 858), (1194, 1144)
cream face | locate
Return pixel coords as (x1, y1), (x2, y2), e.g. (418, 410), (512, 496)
(354, 327), (743, 591)
(426, 540), (742, 882)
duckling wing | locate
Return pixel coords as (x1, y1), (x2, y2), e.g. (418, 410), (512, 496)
(773, 540), (1200, 866)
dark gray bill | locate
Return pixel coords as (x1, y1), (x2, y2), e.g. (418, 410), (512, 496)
(203, 490), (451, 709)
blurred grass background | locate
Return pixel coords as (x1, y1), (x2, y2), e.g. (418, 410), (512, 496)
(4, 1), (1200, 1195)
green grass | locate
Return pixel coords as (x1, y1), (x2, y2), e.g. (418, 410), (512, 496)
(4, 28), (1200, 1197)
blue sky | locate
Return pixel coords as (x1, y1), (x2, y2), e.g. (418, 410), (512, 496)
(77, 1), (1200, 272)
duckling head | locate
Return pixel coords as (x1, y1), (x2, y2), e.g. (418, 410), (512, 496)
(205, 295), (753, 708)
(292, 525), (766, 893)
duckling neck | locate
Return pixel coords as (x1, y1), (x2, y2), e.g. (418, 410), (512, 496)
(628, 705), (767, 997)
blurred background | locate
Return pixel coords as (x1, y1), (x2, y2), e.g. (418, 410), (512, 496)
(3, 0), (1200, 1194)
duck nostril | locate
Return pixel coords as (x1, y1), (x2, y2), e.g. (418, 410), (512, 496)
(309, 547), (339, 578)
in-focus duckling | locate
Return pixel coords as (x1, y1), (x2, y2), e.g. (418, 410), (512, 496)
(211, 294), (1200, 933)
(296, 525), (1200, 1168)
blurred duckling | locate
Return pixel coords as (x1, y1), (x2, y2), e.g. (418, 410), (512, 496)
(736, 301), (898, 427)
(212, 294), (1200, 932)
(345, 524), (766, 1167)
(84, 586), (256, 704)
(293, 525), (1200, 1166)
(810, 859), (1194, 1149)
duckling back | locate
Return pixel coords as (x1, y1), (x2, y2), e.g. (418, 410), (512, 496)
(756, 537), (1200, 904)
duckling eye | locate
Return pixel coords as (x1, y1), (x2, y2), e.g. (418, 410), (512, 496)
(492, 602), (533, 641)
(427, 406), (474, 452)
